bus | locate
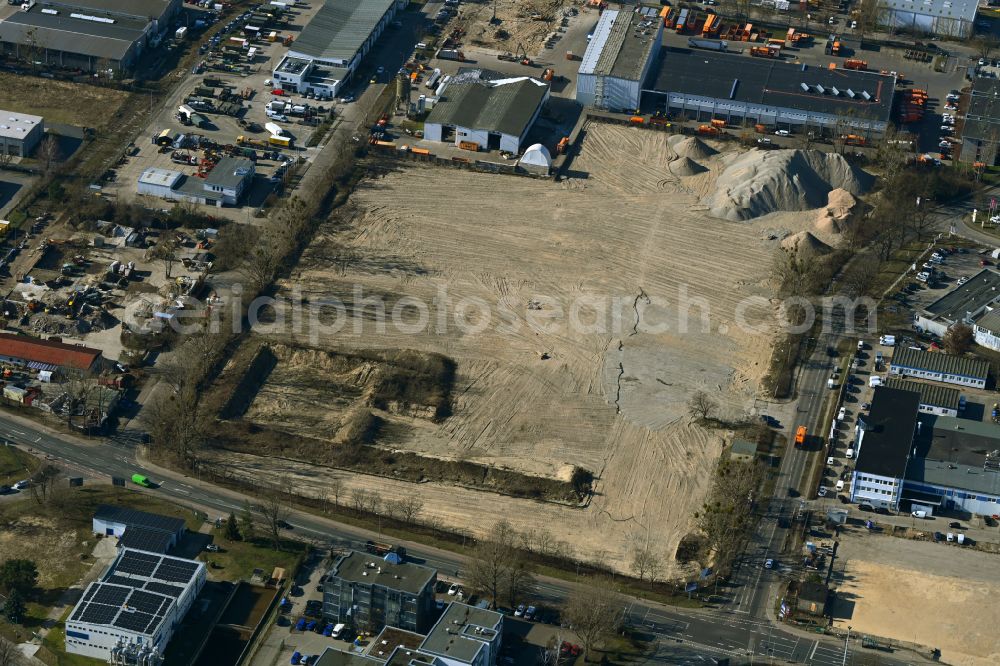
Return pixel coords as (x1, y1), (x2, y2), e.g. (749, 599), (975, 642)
(131, 474), (152, 487)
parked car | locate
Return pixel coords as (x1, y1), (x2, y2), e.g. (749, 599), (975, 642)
(949, 521), (965, 529)
(764, 558), (774, 569)
(827, 456), (835, 465)
(817, 486), (828, 497)
(524, 605), (536, 621)
(514, 604), (526, 617)
(836, 480), (845, 491)
(774, 129), (790, 136)
(448, 582), (462, 596)
(205, 543), (220, 552)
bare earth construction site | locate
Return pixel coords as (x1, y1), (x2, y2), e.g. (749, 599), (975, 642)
(205, 124), (867, 571)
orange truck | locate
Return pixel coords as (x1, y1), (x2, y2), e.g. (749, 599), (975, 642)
(844, 58), (867, 70)
(697, 124), (720, 135)
(750, 45), (779, 58)
(702, 13), (718, 37)
(795, 426), (807, 449)
(843, 134), (866, 146)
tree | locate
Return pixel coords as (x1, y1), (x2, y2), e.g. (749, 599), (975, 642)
(855, 0), (889, 41)
(942, 323), (974, 355)
(695, 460), (765, 574)
(0, 560), (37, 596)
(974, 34), (1000, 61)
(467, 520), (519, 607)
(842, 258), (881, 298)
(259, 489), (289, 551)
(570, 467), (593, 500)
(36, 135), (61, 176)
(63, 371), (93, 427)
(150, 235), (179, 279)
(3, 589), (25, 624)
(239, 500), (256, 542)
(327, 478), (344, 511)
(688, 390), (717, 422)
(563, 580), (624, 662)
(224, 512), (242, 541)
(630, 543), (662, 586)
(397, 496), (423, 524)
(350, 487), (369, 515)
(504, 559), (535, 608)
(144, 384), (205, 466)
(0, 636), (22, 666)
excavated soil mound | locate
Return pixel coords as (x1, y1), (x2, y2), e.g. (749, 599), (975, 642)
(814, 188), (858, 234)
(670, 136), (717, 160)
(707, 150), (872, 221)
(781, 231), (832, 258)
(669, 156), (707, 177)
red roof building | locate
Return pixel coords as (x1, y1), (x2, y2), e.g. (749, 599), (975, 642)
(0, 333), (103, 372)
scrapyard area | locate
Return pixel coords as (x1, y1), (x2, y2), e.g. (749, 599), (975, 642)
(199, 123), (872, 570)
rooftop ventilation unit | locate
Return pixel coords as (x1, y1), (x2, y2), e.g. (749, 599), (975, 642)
(815, 84), (826, 94)
(830, 86), (840, 96)
(845, 88), (856, 98)
(861, 90), (871, 100)
(800, 82), (810, 92)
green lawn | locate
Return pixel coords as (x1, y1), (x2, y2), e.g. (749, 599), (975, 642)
(0, 446), (40, 485)
(200, 529), (305, 583)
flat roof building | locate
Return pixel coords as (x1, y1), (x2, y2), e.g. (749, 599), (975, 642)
(884, 377), (962, 417)
(577, 8), (663, 111)
(93, 505), (187, 554)
(424, 76), (549, 154)
(888, 347), (989, 389)
(272, 0), (405, 97)
(884, 0), (977, 38)
(322, 551), (437, 634)
(973, 307), (1000, 351)
(66, 548), (206, 662)
(0, 110), (43, 158)
(0, 0), (180, 73)
(137, 157), (254, 208)
(849, 387), (921, 511)
(959, 79), (1000, 165)
(643, 47), (894, 136)
(914, 268), (1000, 336)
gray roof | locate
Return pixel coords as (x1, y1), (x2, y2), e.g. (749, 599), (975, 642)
(329, 551), (435, 596)
(426, 77), (548, 138)
(579, 9), (661, 81)
(974, 307), (1000, 335)
(290, 0), (396, 63)
(421, 602), (502, 664)
(907, 414), (1000, 497)
(365, 627), (425, 658)
(731, 438), (758, 457)
(855, 387), (921, 479)
(39, 0), (176, 21)
(963, 79), (1000, 142)
(647, 48), (895, 123)
(890, 347), (989, 381)
(884, 377), (961, 412)
(204, 156), (254, 190)
(0, 9), (147, 61)
(94, 505), (186, 535)
(384, 647), (439, 666)
(919, 268), (1000, 323)
(884, 0), (977, 21)
(0, 110), (42, 141)
(798, 581), (828, 604)
(314, 649), (384, 666)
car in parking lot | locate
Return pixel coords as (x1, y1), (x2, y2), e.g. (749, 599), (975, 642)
(514, 604), (525, 617)
(764, 558), (774, 569)
(957, 276), (969, 285)
(774, 129), (790, 136)
(836, 480), (845, 491)
(524, 605), (536, 621)
(447, 582), (461, 595)
(949, 521), (965, 529)
(827, 456), (835, 466)
(817, 486), (828, 497)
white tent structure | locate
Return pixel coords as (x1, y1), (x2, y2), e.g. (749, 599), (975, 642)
(518, 143), (552, 174)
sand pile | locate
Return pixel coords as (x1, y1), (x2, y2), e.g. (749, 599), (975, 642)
(669, 156), (707, 177)
(707, 150), (872, 221)
(670, 136), (717, 160)
(781, 231), (832, 258)
(814, 188), (858, 234)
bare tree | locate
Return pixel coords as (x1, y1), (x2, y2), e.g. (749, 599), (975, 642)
(258, 488), (290, 550)
(350, 487), (369, 514)
(696, 459), (765, 574)
(149, 235), (179, 279)
(366, 490), (382, 516)
(36, 135), (61, 176)
(842, 258), (882, 298)
(467, 519), (519, 607)
(943, 323), (974, 355)
(0, 151), (12, 170)
(327, 478), (344, 510)
(504, 559), (535, 608)
(974, 35), (1000, 60)
(144, 384), (205, 466)
(63, 372), (93, 427)
(855, 0), (889, 41)
(630, 542), (663, 586)
(563, 579), (624, 662)
(27, 465), (60, 506)
(0, 636), (22, 666)
(688, 390), (717, 422)
(397, 497), (423, 524)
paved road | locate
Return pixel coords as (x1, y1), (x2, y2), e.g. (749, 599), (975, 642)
(0, 412), (925, 665)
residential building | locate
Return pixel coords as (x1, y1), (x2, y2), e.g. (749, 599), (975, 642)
(884, 377), (962, 417)
(796, 581), (828, 616)
(576, 7), (663, 111)
(0, 332), (102, 375)
(0, 0), (181, 73)
(0, 111), (43, 157)
(914, 268), (1000, 336)
(729, 438), (758, 463)
(423, 75), (549, 153)
(974, 307), (1000, 351)
(322, 551), (437, 633)
(137, 156), (255, 207)
(906, 414), (1000, 515)
(883, 0), (977, 39)
(958, 79), (1000, 166)
(849, 387), (921, 511)
(888, 346), (989, 389)
(92, 505), (187, 554)
(643, 48), (894, 137)
(65, 548), (205, 661)
(271, 0), (406, 98)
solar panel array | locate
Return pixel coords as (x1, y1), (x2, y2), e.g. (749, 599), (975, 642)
(153, 558), (199, 585)
(118, 526), (174, 554)
(144, 581), (184, 598)
(115, 550), (160, 578)
(70, 582), (175, 637)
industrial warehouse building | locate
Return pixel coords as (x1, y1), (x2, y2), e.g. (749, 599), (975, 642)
(0, 110), (43, 157)
(643, 48), (895, 136)
(137, 156), (255, 207)
(850, 387), (1000, 515)
(321, 551), (437, 633)
(883, 0), (977, 38)
(0, 332), (102, 374)
(576, 7), (663, 111)
(960, 79), (1000, 165)
(271, 0), (405, 97)
(92, 505), (187, 554)
(424, 75), (549, 153)
(914, 268), (1000, 336)
(888, 346), (989, 389)
(884, 377), (962, 417)
(0, 0), (181, 73)
(973, 307), (1000, 351)
(65, 548), (206, 662)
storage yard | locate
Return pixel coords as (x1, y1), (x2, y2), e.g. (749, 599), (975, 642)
(196, 123), (873, 569)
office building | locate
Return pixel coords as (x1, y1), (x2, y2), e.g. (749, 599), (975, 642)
(849, 386), (921, 511)
(888, 346), (989, 389)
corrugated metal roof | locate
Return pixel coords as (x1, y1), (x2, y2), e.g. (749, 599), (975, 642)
(0, 10), (145, 61)
(891, 346), (989, 381)
(426, 77), (547, 138)
(884, 0), (977, 21)
(290, 0), (396, 63)
(139, 168), (182, 188)
(0, 332), (101, 371)
(578, 9), (617, 76)
(974, 307), (1000, 335)
(884, 377), (960, 411)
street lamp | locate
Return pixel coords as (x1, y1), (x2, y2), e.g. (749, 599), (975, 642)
(842, 625), (852, 666)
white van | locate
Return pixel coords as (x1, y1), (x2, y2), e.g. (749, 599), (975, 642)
(846, 448), (854, 459)
(836, 480), (845, 491)
(869, 375), (883, 387)
(911, 510), (927, 518)
(879, 335), (895, 346)
(331, 623), (346, 638)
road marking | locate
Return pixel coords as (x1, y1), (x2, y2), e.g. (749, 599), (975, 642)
(809, 640), (820, 659)
(173, 489), (190, 495)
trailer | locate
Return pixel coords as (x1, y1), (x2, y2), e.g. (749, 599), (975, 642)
(365, 540), (407, 562)
(175, 26), (188, 40)
(687, 37), (728, 51)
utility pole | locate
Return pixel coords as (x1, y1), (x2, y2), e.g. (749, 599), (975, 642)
(842, 625), (852, 666)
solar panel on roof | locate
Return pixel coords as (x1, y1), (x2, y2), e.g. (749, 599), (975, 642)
(81, 603), (118, 625)
(113, 609), (156, 633)
(144, 581), (184, 598)
(71, 603), (89, 622)
(106, 575), (146, 588)
(116, 551), (160, 577)
(82, 585), (99, 602)
(153, 560), (198, 584)
(128, 590), (167, 615)
(92, 585), (129, 606)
